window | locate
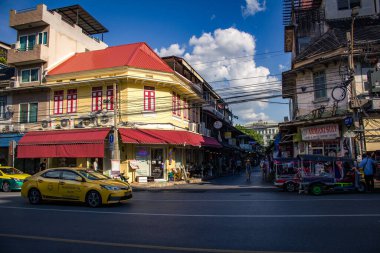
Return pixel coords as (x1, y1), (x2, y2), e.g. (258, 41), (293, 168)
(144, 86), (155, 111)
(337, 0), (361, 10)
(62, 171), (80, 181)
(172, 92), (181, 116)
(313, 71), (327, 100)
(21, 68), (39, 83)
(19, 34), (36, 51)
(190, 104), (198, 123)
(183, 98), (189, 119)
(67, 89), (77, 113)
(42, 170), (61, 179)
(54, 90), (64, 115)
(38, 32), (48, 45)
(298, 37), (311, 53)
(92, 87), (102, 112)
(0, 96), (6, 119)
(20, 103), (38, 123)
(106, 86), (114, 110)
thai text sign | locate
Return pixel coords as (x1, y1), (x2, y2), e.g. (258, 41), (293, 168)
(301, 124), (340, 141)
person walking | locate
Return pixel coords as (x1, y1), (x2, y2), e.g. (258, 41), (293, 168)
(93, 158), (99, 172)
(39, 159), (47, 172)
(245, 158), (252, 182)
(359, 153), (377, 192)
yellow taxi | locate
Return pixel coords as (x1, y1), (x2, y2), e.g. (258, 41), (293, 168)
(0, 166), (31, 192)
(21, 167), (132, 207)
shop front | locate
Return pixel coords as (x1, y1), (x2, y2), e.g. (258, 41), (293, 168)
(118, 128), (221, 182)
(17, 128), (111, 172)
(0, 133), (24, 166)
(296, 123), (348, 157)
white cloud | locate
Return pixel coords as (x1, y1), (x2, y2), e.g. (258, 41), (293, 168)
(155, 44), (185, 57)
(241, 0), (266, 18)
(158, 27), (280, 124)
(278, 64), (288, 71)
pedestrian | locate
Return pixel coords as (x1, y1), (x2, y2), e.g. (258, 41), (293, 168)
(39, 159), (47, 172)
(236, 158), (242, 175)
(245, 158), (252, 182)
(359, 153), (377, 192)
(93, 158), (99, 172)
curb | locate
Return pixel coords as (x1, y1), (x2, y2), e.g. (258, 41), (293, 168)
(132, 186), (279, 193)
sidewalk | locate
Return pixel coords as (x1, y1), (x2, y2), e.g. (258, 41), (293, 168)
(131, 166), (277, 192)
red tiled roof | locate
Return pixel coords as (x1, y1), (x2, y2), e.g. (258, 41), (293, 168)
(48, 42), (174, 75)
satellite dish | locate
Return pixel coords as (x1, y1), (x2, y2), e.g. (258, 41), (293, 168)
(213, 121), (222, 129)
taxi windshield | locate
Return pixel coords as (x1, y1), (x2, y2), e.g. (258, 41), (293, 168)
(0, 168), (23, 175)
(77, 170), (110, 180)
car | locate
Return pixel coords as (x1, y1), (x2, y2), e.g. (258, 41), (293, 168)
(0, 166), (31, 192)
(21, 167), (132, 207)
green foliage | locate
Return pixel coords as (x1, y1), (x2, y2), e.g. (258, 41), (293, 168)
(235, 124), (264, 146)
(0, 57), (6, 64)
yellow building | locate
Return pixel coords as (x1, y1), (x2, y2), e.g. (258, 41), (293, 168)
(17, 42), (220, 182)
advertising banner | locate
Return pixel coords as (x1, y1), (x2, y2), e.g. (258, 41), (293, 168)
(301, 124), (340, 141)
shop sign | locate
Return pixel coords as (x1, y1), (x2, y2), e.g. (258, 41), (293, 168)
(224, 132), (232, 139)
(301, 124), (340, 141)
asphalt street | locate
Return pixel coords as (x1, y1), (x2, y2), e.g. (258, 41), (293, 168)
(0, 172), (379, 253)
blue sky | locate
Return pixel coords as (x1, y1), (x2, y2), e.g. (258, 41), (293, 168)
(0, 0), (290, 123)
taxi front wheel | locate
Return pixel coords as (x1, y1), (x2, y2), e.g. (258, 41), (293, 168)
(28, 188), (41, 204)
(2, 182), (10, 192)
(86, 190), (102, 208)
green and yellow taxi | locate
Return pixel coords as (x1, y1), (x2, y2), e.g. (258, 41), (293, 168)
(21, 167), (132, 207)
(0, 166), (31, 192)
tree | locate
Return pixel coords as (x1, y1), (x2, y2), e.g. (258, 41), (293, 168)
(0, 57), (6, 64)
(235, 124), (264, 146)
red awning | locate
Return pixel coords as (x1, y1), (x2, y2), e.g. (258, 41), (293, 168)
(201, 136), (223, 148)
(17, 128), (110, 158)
(119, 128), (206, 147)
(119, 128), (167, 144)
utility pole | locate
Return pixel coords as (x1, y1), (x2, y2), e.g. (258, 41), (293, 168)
(347, 7), (364, 159)
(112, 82), (120, 175)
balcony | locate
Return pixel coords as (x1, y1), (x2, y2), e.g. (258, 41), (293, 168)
(7, 44), (49, 65)
(10, 5), (49, 30)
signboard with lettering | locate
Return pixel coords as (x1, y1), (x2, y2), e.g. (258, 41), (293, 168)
(301, 124), (340, 141)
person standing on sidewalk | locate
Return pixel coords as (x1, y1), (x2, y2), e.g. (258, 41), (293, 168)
(245, 158), (252, 182)
(359, 153), (377, 192)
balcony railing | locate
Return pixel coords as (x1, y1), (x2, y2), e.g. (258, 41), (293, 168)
(7, 44), (49, 65)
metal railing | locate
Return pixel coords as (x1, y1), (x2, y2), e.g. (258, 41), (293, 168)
(15, 7), (37, 14)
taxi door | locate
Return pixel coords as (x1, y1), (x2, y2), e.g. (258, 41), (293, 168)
(58, 170), (85, 201)
(37, 170), (62, 199)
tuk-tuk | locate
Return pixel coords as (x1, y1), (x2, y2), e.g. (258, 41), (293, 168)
(273, 158), (300, 192)
(297, 155), (366, 195)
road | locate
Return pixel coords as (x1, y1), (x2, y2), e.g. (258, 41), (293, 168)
(0, 173), (380, 253)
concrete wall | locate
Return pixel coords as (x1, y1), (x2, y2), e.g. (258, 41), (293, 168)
(295, 61), (370, 118)
(324, 0), (378, 20)
(10, 4), (107, 70)
(11, 88), (49, 130)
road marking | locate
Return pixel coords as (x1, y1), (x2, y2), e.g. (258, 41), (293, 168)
(131, 198), (380, 202)
(1, 206), (380, 218)
(0, 233), (308, 253)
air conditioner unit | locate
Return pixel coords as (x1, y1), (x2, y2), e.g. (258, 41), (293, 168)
(15, 124), (25, 132)
(372, 99), (380, 110)
(189, 122), (198, 132)
(97, 115), (114, 127)
(82, 118), (95, 128)
(41, 120), (50, 129)
(60, 118), (72, 129)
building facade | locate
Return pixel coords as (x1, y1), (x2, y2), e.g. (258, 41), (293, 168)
(245, 121), (279, 147)
(280, 0), (380, 158)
